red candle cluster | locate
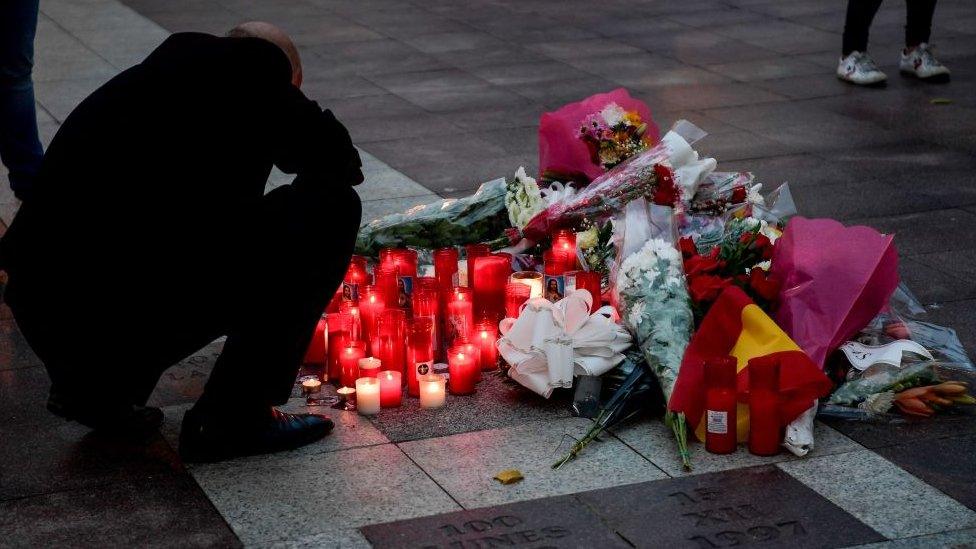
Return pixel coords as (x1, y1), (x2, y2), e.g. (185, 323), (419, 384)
(471, 254), (512, 323)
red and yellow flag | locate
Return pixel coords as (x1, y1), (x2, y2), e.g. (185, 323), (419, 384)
(669, 286), (833, 443)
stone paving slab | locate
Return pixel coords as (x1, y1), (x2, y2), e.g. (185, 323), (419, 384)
(579, 465), (884, 548)
(365, 374), (572, 443)
(361, 494), (629, 549)
(778, 450), (976, 539)
(873, 434), (976, 512)
(398, 417), (668, 509)
(0, 473), (242, 548)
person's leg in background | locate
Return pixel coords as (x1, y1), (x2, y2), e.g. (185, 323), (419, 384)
(838, 0), (888, 85)
(901, 0), (950, 80)
(0, 0), (44, 201)
(180, 178), (361, 461)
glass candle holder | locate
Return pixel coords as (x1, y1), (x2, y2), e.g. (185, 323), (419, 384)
(373, 265), (399, 313)
(356, 377), (381, 415)
(412, 288), (440, 361)
(419, 374), (447, 408)
(303, 314), (329, 366)
(471, 254), (511, 323)
(433, 247), (459, 291)
(464, 244), (490, 289)
(358, 357), (382, 378)
(406, 317), (434, 397)
(326, 312), (346, 382)
(504, 282), (531, 319)
(574, 271), (602, 312)
(448, 345), (478, 395)
(446, 287), (474, 347)
(375, 309), (406, 377)
(543, 251), (566, 302)
(338, 300), (362, 343)
(342, 256), (369, 303)
(748, 355), (781, 457)
(360, 285), (385, 354)
(378, 370), (402, 408)
(509, 270), (544, 299)
(552, 228), (577, 268)
(340, 341), (366, 389)
(474, 320), (499, 371)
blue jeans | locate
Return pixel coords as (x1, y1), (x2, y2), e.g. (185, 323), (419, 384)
(0, 0), (43, 201)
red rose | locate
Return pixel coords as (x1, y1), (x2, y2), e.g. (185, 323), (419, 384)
(749, 268), (780, 301)
(731, 186), (747, 203)
(689, 274), (732, 303)
(652, 164), (680, 206)
(679, 236), (698, 258)
(684, 249), (722, 276)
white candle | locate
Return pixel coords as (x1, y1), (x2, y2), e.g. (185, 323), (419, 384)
(419, 374), (447, 409)
(510, 271), (544, 298)
(301, 378), (322, 395)
(358, 357), (382, 378)
(355, 377), (381, 415)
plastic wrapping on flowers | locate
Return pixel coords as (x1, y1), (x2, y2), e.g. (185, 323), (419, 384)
(354, 178), (510, 257)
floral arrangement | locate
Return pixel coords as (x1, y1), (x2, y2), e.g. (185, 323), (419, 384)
(577, 220), (615, 280)
(579, 102), (654, 171)
(615, 237), (695, 469)
(504, 167), (546, 231)
(680, 217), (780, 323)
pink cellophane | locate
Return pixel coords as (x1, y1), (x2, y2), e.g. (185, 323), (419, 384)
(538, 88), (659, 183)
(770, 217), (900, 368)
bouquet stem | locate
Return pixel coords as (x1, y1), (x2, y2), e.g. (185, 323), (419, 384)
(666, 411), (692, 471)
(551, 409), (610, 470)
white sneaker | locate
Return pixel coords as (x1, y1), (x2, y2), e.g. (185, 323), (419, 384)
(837, 51), (887, 85)
(900, 43), (950, 80)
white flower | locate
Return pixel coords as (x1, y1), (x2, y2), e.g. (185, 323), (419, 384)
(758, 220), (781, 244)
(600, 103), (626, 126)
(755, 260), (771, 271)
(577, 226), (599, 250)
(505, 167), (546, 230)
(746, 183), (764, 206)
(628, 301), (646, 327)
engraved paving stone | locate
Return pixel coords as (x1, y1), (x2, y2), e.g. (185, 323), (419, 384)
(360, 494), (629, 549)
(578, 465), (885, 549)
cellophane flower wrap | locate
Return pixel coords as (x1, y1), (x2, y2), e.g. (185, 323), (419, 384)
(523, 120), (716, 241)
(539, 88), (659, 183)
(355, 178), (510, 256)
(614, 222), (695, 469)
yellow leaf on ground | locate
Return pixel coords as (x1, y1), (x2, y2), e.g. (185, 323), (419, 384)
(494, 469), (524, 485)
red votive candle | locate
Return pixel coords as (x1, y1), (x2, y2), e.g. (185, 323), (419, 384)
(303, 314), (329, 366)
(376, 309), (406, 378)
(448, 344), (478, 395)
(504, 282), (531, 319)
(474, 320), (498, 371)
(552, 229), (577, 270)
(705, 356), (739, 455)
(326, 313), (346, 382)
(574, 271), (602, 313)
(465, 244), (491, 289)
(412, 288), (440, 360)
(374, 265), (399, 312)
(342, 256), (369, 303)
(446, 287), (474, 347)
(471, 254), (511, 322)
(340, 342), (366, 388)
(543, 250), (566, 302)
(378, 370), (402, 408)
(360, 285), (385, 354)
(406, 317), (434, 397)
(748, 355), (781, 456)
(434, 247), (459, 291)
(461, 341), (482, 381)
(339, 301), (362, 343)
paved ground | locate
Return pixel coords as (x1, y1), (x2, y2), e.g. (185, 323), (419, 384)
(2, 0), (976, 547)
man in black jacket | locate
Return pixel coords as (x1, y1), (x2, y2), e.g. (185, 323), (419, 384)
(0, 22), (363, 462)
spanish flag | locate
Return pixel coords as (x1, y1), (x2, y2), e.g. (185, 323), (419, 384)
(669, 286), (833, 443)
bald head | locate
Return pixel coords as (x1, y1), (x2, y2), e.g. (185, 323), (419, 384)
(227, 22), (302, 88)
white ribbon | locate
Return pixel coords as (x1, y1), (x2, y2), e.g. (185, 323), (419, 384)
(498, 290), (632, 398)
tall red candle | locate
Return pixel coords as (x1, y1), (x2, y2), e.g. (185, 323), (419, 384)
(378, 370), (402, 408)
(326, 313), (346, 382)
(374, 265), (399, 312)
(433, 247), (459, 291)
(342, 256), (369, 303)
(303, 314), (329, 366)
(573, 271), (602, 313)
(340, 342), (366, 388)
(376, 309), (406, 378)
(748, 355), (781, 456)
(471, 254), (511, 322)
(552, 229), (577, 271)
(360, 285), (385, 354)
(504, 282), (531, 318)
(412, 288), (440, 360)
(406, 317), (434, 397)
(446, 287), (474, 348)
(474, 320), (498, 371)
(448, 344), (478, 395)
(705, 356), (738, 455)
(339, 301), (362, 343)
(465, 244), (490, 289)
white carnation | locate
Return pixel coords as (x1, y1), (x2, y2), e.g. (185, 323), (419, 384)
(600, 103), (626, 126)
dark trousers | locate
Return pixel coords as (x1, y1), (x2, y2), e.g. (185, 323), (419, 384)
(843, 0), (938, 55)
(0, 0), (44, 200)
(5, 179), (361, 415)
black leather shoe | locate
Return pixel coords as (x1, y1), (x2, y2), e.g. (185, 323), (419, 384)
(179, 407), (334, 463)
(47, 388), (163, 437)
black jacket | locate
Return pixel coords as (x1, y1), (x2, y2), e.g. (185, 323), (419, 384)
(1, 32), (362, 286)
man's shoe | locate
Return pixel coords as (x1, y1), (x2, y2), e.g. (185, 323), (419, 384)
(900, 43), (950, 81)
(47, 387), (163, 437)
(837, 51), (887, 86)
(179, 407), (334, 463)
